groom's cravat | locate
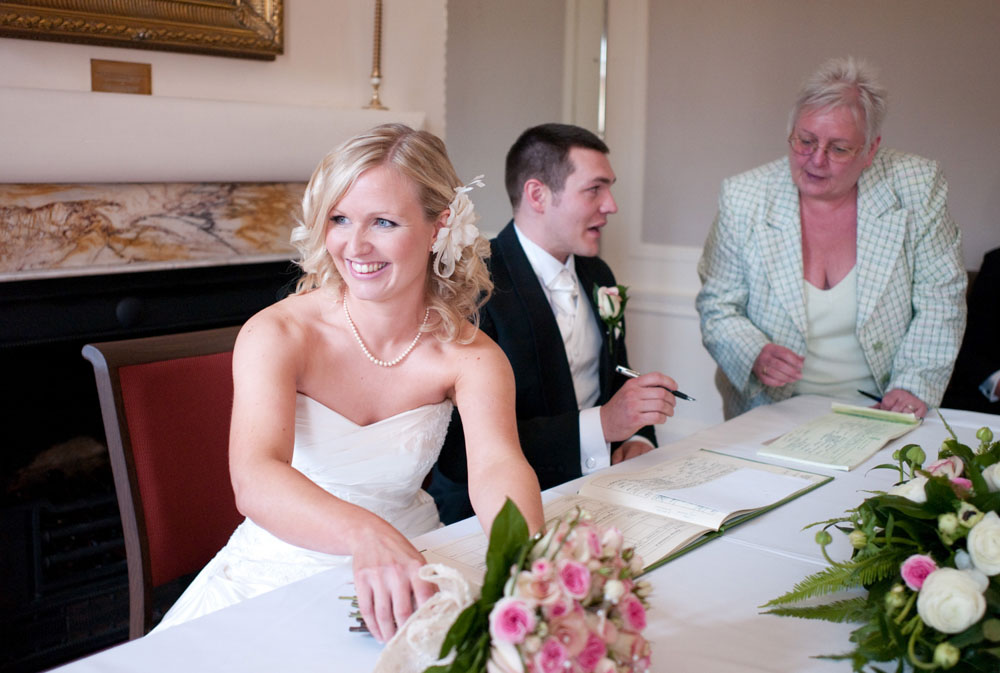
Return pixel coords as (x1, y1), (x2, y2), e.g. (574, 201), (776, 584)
(548, 267), (579, 339)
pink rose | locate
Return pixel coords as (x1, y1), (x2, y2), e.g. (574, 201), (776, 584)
(951, 477), (973, 491)
(533, 637), (568, 673)
(577, 632), (608, 672)
(901, 554), (938, 591)
(600, 527), (624, 556)
(544, 595), (574, 620)
(926, 456), (964, 479)
(558, 559), (592, 600)
(531, 558), (554, 579)
(515, 570), (561, 605)
(618, 593), (647, 632)
(582, 525), (603, 559)
(593, 658), (617, 673)
(489, 597), (536, 644)
(613, 633), (651, 669)
(549, 610), (589, 657)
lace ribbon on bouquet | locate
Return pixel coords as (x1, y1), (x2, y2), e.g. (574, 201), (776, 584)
(372, 563), (478, 673)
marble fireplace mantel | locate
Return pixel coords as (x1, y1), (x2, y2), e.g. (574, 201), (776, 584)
(0, 87), (425, 183)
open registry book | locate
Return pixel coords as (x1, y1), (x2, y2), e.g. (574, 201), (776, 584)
(757, 402), (921, 471)
(424, 449), (830, 580)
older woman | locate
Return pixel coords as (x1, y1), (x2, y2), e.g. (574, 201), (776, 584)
(696, 57), (966, 419)
(155, 124), (543, 641)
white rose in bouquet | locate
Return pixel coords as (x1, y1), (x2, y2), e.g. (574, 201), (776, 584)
(916, 568), (987, 634)
(887, 475), (928, 503)
(967, 510), (1000, 576)
(982, 463), (1000, 492)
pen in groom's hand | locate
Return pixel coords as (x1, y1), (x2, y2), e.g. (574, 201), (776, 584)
(615, 365), (696, 401)
(857, 389), (883, 403)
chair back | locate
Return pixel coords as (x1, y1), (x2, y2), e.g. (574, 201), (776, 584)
(82, 326), (243, 638)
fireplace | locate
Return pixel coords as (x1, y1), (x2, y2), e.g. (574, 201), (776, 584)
(0, 260), (299, 672)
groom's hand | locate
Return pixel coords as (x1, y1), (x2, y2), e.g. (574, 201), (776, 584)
(600, 371), (676, 443)
(611, 439), (655, 464)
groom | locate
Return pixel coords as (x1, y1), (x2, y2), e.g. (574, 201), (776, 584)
(429, 123), (677, 524)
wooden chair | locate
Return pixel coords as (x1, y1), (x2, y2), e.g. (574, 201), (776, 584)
(82, 326), (244, 638)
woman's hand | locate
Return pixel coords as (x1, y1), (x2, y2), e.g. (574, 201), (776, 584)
(876, 388), (928, 418)
(753, 344), (804, 387)
(352, 526), (437, 643)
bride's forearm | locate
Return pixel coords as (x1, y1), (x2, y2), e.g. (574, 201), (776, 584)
(232, 457), (389, 556)
(469, 458), (543, 534)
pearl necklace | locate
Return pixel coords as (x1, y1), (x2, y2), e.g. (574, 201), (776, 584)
(342, 292), (430, 367)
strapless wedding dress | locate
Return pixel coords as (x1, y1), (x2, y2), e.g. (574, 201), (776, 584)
(154, 393), (454, 632)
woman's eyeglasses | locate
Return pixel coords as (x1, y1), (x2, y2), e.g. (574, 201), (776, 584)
(788, 134), (862, 164)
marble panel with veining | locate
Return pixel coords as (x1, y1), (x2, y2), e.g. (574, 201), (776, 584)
(0, 183), (305, 280)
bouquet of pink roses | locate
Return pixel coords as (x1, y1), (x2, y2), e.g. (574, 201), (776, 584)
(426, 499), (652, 673)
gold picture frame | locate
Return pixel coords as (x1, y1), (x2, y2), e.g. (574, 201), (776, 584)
(0, 0), (283, 60)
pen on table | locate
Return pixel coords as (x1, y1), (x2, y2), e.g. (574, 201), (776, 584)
(615, 365), (696, 401)
(857, 389), (883, 403)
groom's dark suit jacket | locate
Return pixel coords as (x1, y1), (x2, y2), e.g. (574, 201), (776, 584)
(429, 221), (657, 523)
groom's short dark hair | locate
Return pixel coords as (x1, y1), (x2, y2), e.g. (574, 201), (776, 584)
(505, 123), (609, 210)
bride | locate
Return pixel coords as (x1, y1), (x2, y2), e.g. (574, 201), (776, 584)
(155, 124), (544, 642)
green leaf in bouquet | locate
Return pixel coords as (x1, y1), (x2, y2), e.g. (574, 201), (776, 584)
(763, 551), (908, 609)
(804, 516), (854, 530)
(869, 494), (939, 520)
(923, 476), (964, 513)
(972, 490), (1000, 514)
(763, 596), (869, 623)
(481, 498), (530, 606)
(434, 601), (481, 661)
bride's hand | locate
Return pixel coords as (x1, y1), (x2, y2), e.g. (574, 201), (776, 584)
(351, 526), (437, 642)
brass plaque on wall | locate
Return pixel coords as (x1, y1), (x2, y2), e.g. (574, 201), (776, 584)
(91, 59), (151, 95)
(0, 0), (283, 60)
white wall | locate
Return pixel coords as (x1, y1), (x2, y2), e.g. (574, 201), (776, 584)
(444, 0), (566, 233)
(0, 1), (447, 137)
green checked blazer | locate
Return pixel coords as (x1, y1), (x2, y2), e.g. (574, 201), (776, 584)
(696, 149), (967, 417)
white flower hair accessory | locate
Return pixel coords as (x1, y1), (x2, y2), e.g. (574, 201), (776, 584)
(432, 175), (485, 279)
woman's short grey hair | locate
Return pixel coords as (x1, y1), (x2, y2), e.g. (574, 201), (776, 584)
(787, 56), (888, 148)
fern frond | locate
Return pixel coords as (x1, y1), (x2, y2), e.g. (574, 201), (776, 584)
(762, 596), (868, 623)
(853, 552), (907, 586)
(763, 551), (905, 607)
(761, 564), (863, 606)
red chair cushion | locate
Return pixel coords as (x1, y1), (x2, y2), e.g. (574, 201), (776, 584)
(119, 351), (243, 587)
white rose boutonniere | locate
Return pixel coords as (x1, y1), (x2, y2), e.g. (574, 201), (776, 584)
(593, 284), (628, 354)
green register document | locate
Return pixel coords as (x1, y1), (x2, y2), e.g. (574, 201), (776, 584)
(758, 402), (921, 472)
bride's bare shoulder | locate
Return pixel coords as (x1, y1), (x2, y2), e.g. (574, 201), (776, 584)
(236, 290), (327, 354)
(445, 323), (511, 372)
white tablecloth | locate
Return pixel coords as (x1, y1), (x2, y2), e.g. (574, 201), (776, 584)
(52, 395), (999, 672)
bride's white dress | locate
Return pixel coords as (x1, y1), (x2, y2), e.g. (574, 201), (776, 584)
(155, 393), (454, 631)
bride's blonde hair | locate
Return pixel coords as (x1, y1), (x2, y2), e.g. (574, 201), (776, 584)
(290, 123), (492, 343)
